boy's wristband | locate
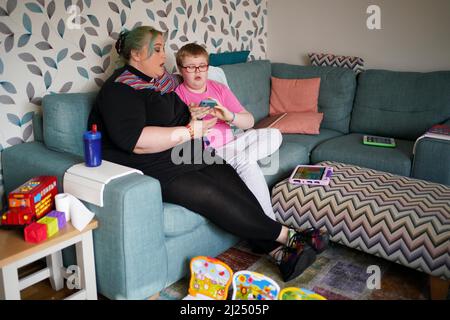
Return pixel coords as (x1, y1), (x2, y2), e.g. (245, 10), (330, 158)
(228, 112), (236, 124)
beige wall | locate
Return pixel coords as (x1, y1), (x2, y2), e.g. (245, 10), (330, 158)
(268, 0), (450, 71)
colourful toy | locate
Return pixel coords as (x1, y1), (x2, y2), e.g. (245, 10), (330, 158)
(37, 216), (59, 238)
(279, 287), (326, 300)
(2, 207), (33, 225)
(24, 222), (48, 243)
(46, 210), (67, 229)
(1, 176), (57, 226)
(231, 270), (280, 300)
(184, 256), (233, 300)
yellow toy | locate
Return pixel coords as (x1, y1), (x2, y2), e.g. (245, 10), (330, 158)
(37, 216), (59, 238)
(183, 256), (233, 300)
(279, 287), (326, 300)
(231, 270), (280, 300)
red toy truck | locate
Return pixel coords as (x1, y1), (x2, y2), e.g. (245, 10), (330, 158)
(1, 176), (57, 226)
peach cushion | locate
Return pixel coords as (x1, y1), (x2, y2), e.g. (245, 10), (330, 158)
(269, 77), (321, 115)
(255, 112), (324, 134)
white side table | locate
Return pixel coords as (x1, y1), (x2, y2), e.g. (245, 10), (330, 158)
(0, 219), (98, 300)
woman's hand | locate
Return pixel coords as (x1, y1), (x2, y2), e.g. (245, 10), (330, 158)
(188, 117), (218, 139)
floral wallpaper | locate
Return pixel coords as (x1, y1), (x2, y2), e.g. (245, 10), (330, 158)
(0, 0), (268, 209)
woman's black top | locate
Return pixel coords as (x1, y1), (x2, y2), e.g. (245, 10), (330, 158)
(87, 64), (208, 187)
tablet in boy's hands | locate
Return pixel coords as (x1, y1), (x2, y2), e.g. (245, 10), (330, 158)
(199, 99), (217, 108)
(288, 165), (333, 186)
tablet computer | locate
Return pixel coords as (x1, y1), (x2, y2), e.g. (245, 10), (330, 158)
(363, 135), (396, 148)
(288, 165), (333, 186)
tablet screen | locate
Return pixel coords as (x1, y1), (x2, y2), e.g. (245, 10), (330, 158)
(293, 167), (325, 180)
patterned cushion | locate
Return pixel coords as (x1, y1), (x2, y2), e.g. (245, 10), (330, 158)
(308, 53), (365, 74)
(272, 161), (450, 279)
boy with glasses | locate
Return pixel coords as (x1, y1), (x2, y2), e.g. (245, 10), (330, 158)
(175, 43), (282, 221)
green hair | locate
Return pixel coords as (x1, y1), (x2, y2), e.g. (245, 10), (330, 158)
(115, 26), (162, 64)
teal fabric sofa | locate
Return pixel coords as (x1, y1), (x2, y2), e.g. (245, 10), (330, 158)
(2, 60), (449, 299)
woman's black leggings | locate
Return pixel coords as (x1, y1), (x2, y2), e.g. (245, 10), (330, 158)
(162, 163), (283, 254)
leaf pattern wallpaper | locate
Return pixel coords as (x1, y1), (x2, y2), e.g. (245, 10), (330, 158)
(0, 0), (268, 209)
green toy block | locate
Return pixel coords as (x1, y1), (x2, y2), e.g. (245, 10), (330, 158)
(37, 216), (59, 238)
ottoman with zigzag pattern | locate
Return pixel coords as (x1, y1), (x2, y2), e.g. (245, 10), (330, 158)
(272, 161), (450, 280)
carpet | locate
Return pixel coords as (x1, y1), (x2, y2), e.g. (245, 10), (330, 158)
(158, 242), (446, 300)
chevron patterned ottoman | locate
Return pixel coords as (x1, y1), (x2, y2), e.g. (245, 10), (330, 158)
(272, 161), (450, 284)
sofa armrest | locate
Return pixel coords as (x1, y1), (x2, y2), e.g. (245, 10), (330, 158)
(412, 120), (450, 185)
(92, 173), (167, 299)
(2, 141), (167, 299)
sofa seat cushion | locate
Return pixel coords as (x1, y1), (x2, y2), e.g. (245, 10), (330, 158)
(163, 203), (207, 237)
(282, 129), (343, 153)
(261, 129), (342, 187)
(311, 133), (414, 176)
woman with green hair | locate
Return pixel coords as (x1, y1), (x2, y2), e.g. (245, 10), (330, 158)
(88, 26), (319, 283)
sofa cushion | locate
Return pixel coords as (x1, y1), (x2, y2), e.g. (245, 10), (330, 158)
(163, 202), (207, 237)
(261, 129), (342, 186)
(311, 133), (414, 177)
(308, 52), (365, 74)
(33, 113), (44, 142)
(351, 70), (450, 140)
(267, 112), (324, 134)
(221, 60), (271, 123)
(209, 50), (250, 67)
(269, 77), (321, 115)
(282, 129), (343, 153)
(43, 92), (97, 156)
(271, 64), (356, 134)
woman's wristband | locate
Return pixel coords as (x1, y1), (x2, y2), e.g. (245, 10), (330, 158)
(185, 123), (194, 139)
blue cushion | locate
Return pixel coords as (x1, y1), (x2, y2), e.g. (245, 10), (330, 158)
(43, 92), (97, 156)
(209, 50), (250, 67)
(351, 70), (450, 140)
(311, 133), (414, 177)
(221, 60), (271, 122)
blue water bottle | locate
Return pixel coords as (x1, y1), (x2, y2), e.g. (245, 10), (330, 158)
(83, 124), (102, 167)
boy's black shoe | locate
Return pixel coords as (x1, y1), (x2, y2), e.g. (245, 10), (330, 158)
(292, 227), (329, 254)
(276, 242), (317, 282)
